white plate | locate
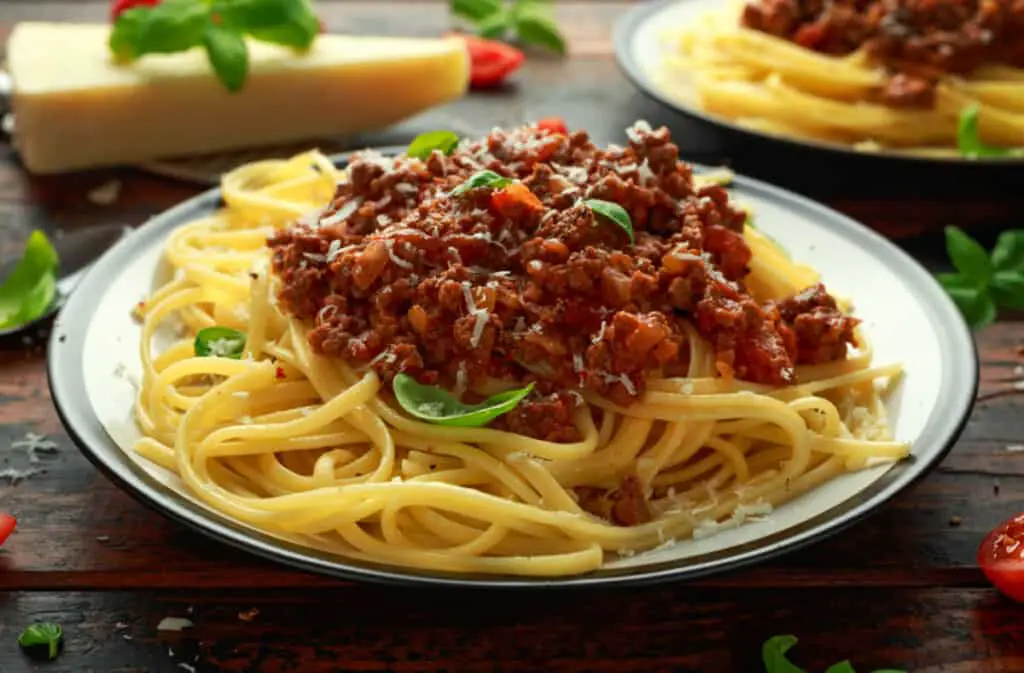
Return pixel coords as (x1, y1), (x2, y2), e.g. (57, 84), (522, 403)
(47, 149), (978, 587)
(613, 0), (1022, 166)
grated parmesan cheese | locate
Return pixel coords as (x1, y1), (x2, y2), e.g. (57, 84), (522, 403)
(626, 120), (653, 144)
(12, 432), (59, 463)
(320, 197), (363, 228)
(0, 467), (45, 484)
(157, 617), (194, 632)
(384, 239), (414, 269)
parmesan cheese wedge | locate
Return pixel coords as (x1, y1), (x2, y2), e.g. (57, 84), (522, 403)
(7, 22), (470, 174)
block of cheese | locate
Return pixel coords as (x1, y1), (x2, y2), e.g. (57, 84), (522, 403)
(7, 22), (470, 174)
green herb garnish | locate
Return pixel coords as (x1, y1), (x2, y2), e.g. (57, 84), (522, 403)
(110, 0), (320, 92)
(451, 0), (566, 55)
(407, 130), (461, 161)
(393, 373), (534, 427)
(956, 105), (1024, 159)
(18, 622), (63, 661)
(194, 326), (247, 358)
(584, 199), (634, 244)
(762, 635), (905, 673)
(937, 226), (1024, 329)
(450, 170), (515, 196)
(0, 230), (60, 330)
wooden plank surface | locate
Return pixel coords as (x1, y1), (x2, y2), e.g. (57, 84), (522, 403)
(1, 1), (1024, 672)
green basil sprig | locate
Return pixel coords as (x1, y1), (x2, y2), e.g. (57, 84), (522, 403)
(18, 622), (63, 661)
(451, 0), (566, 55)
(407, 130), (460, 160)
(0, 230), (60, 330)
(584, 199), (634, 244)
(393, 373), (533, 427)
(110, 0), (320, 93)
(956, 105), (1024, 159)
(194, 326), (248, 358)
(762, 635), (905, 673)
(937, 226), (1024, 329)
(450, 170), (515, 196)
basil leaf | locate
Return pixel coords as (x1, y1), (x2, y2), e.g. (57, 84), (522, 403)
(450, 170), (515, 196)
(584, 199), (635, 244)
(991, 230), (1024, 272)
(956, 105), (1024, 159)
(109, 7), (149, 61)
(135, 0), (210, 56)
(944, 226), (992, 285)
(0, 230), (60, 329)
(393, 373), (534, 427)
(823, 662), (857, 673)
(407, 130), (460, 160)
(513, 5), (566, 55)
(194, 326), (247, 358)
(476, 11), (511, 39)
(18, 622), (63, 661)
(762, 635), (807, 673)
(990, 270), (1024, 310)
(941, 281), (996, 329)
(451, 0), (503, 22)
(203, 23), (249, 92)
(218, 0), (319, 49)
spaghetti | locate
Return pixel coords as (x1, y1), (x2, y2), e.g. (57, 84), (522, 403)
(132, 121), (909, 577)
(656, 0), (1024, 156)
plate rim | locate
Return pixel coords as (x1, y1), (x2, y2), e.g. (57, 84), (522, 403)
(612, 0), (1023, 167)
(47, 147), (979, 589)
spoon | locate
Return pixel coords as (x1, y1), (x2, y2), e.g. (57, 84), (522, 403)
(0, 223), (131, 339)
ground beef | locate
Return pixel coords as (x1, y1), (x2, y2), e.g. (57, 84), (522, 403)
(740, 0), (1024, 108)
(268, 121), (856, 443)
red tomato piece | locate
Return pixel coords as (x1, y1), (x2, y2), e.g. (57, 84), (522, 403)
(451, 34), (526, 89)
(0, 512), (16, 546)
(491, 183), (543, 218)
(536, 117), (568, 135)
(111, 0), (161, 22)
(979, 513), (1024, 602)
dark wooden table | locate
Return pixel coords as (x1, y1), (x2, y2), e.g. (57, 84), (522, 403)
(2, 2), (1024, 672)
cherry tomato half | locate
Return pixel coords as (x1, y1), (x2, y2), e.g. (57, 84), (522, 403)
(111, 0), (161, 22)
(536, 117), (569, 135)
(979, 513), (1024, 602)
(0, 512), (16, 546)
(450, 34), (526, 89)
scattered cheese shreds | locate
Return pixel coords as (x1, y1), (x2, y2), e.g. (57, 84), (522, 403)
(87, 179), (122, 205)
(0, 466), (45, 484)
(12, 431), (59, 463)
(157, 617), (195, 632)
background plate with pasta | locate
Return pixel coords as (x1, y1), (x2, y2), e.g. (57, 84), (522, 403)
(614, 0), (1024, 165)
(46, 147), (977, 587)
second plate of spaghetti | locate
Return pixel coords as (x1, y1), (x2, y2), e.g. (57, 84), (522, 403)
(49, 120), (976, 586)
(615, 0), (1024, 162)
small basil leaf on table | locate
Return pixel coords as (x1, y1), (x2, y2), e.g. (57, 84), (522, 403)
(937, 273), (996, 329)
(990, 270), (1024, 310)
(407, 130), (461, 160)
(203, 23), (250, 92)
(18, 622), (63, 661)
(194, 326), (247, 358)
(451, 0), (504, 22)
(476, 11), (511, 39)
(0, 230), (60, 329)
(823, 662), (857, 673)
(393, 373), (534, 427)
(512, 4), (566, 55)
(450, 170), (515, 196)
(761, 635), (807, 673)
(944, 225), (992, 285)
(584, 199), (635, 244)
(956, 105), (1024, 159)
(135, 0), (210, 56)
(991, 230), (1024, 273)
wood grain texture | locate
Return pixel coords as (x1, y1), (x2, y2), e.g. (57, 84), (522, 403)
(1, 2), (1024, 672)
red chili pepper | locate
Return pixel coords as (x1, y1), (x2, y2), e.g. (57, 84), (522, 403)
(0, 512), (16, 546)
(110, 0), (161, 22)
(536, 117), (569, 135)
(275, 366), (286, 380)
(451, 34), (526, 89)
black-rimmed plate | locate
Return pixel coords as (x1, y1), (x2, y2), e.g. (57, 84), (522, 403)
(47, 148), (978, 588)
(613, 0), (1022, 167)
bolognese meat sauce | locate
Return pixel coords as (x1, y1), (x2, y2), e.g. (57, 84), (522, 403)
(268, 122), (858, 443)
(740, 0), (1024, 107)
